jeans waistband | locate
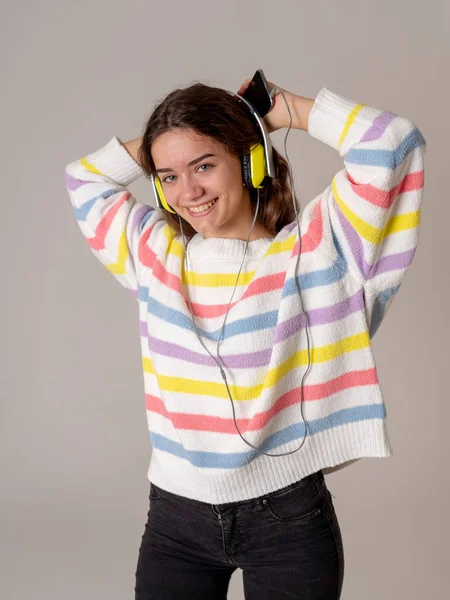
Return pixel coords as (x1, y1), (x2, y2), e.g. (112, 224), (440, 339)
(151, 469), (325, 512)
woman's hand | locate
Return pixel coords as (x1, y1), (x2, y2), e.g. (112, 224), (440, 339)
(236, 77), (314, 133)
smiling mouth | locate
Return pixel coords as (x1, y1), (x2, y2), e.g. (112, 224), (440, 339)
(187, 198), (218, 216)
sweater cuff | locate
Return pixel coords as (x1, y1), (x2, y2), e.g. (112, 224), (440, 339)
(85, 135), (145, 187)
(307, 87), (361, 152)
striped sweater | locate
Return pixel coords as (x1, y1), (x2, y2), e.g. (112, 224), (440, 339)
(64, 87), (426, 504)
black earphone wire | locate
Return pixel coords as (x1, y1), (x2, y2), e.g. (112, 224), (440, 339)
(177, 88), (312, 457)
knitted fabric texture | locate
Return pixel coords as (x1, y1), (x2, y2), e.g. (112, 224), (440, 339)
(64, 87), (426, 504)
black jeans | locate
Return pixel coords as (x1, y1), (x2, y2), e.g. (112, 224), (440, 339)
(135, 470), (344, 599)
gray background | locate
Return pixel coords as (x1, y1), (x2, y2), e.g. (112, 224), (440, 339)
(2, 0), (448, 598)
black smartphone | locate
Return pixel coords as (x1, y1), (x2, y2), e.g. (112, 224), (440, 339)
(242, 69), (273, 117)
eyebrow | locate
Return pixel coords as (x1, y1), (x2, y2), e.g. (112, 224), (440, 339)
(155, 153), (216, 173)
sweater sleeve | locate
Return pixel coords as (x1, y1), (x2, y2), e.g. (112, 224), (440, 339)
(307, 87), (426, 337)
(64, 135), (164, 297)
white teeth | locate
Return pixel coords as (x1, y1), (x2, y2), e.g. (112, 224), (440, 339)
(189, 199), (216, 213)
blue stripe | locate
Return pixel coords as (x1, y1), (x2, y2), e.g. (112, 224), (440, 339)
(149, 403), (386, 469)
(345, 128), (425, 170)
(369, 285), (400, 338)
(140, 253), (349, 340)
(74, 187), (118, 221)
(283, 249), (347, 297)
(141, 209), (157, 229)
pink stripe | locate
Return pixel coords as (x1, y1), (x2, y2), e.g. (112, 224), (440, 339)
(346, 169), (424, 209)
(145, 368), (379, 434)
(147, 210), (325, 320)
(87, 192), (129, 251)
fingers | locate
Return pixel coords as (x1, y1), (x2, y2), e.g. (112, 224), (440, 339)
(237, 77), (280, 98)
(237, 77), (252, 95)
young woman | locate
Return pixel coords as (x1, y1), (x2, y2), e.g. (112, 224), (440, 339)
(64, 76), (426, 599)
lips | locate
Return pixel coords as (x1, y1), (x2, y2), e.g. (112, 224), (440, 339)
(187, 198), (218, 217)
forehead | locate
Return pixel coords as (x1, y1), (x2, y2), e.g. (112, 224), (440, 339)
(152, 128), (227, 169)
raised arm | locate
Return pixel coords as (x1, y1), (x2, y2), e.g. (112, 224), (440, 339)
(122, 136), (143, 164)
(305, 87), (426, 336)
(64, 136), (162, 297)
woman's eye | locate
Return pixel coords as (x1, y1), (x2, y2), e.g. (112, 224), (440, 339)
(163, 164), (213, 184)
(198, 163), (213, 172)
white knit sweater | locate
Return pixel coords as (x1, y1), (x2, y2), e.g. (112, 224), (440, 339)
(64, 87), (426, 503)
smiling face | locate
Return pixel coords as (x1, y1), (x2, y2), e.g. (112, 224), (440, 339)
(151, 128), (273, 241)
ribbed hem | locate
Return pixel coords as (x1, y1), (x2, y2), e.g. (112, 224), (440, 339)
(84, 135), (144, 187)
(147, 417), (392, 504)
(308, 87), (361, 152)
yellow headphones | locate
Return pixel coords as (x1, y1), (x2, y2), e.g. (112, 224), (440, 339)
(150, 92), (275, 213)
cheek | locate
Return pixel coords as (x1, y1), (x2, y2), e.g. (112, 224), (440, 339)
(163, 190), (183, 212)
(218, 167), (242, 193)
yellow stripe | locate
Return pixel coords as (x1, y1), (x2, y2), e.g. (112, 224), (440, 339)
(105, 229), (129, 275)
(385, 210), (421, 236)
(332, 176), (420, 245)
(80, 156), (102, 175)
(339, 103), (366, 149)
(78, 157), (131, 274)
(187, 270), (254, 287)
(162, 226), (298, 287)
(142, 331), (370, 400)
(336, 103), (420, 245)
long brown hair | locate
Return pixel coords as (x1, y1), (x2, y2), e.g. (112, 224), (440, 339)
(138, 82), (299, 239)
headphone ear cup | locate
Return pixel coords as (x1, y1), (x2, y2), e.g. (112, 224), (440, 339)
(249, 143), (267, 189)
(154, 175), (176, 214)
(242, 144), (267, 190)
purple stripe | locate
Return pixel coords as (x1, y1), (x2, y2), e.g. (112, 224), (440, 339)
(367, 248), (416, 280)
(361, 111), (397, 142)
(66, 167), (149, 238)
(335, 197), (415, 282)
(139, 290), (365, 368)
(131, 204), (151, 235)
(65, 171), (85, 191)
(337, 201), (370, 279)
(330, 110), (401, 280)
(274, 289), (365, 345)
(146, 335), (272, 369)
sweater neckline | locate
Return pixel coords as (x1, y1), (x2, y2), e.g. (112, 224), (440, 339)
(186, 234), (274, 261)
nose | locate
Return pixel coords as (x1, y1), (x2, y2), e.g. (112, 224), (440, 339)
(178, 175), (205, 206)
